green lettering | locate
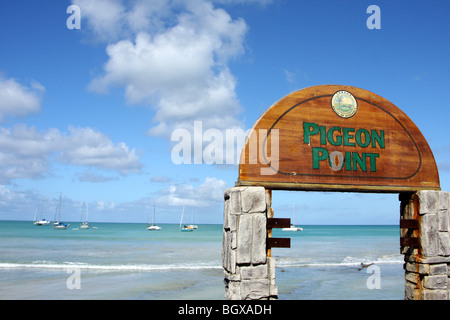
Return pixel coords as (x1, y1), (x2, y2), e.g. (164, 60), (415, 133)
(312, 147), (328, 169)
(345, 152), (352, 171)
(366, 153), (379, 172)
(371, 130), (385, 149)
(343, 127), (356, 147)
(352, 152), (367, 172)
(320, 126), (327, 145)
(356, 128), (371, 148)
(327, 127), (342, 146)
(303, 122), (319, 144)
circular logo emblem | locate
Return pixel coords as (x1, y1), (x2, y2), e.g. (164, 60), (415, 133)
(331, 90), (357, 118)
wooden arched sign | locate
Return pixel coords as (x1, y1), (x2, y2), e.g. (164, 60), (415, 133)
(237, 85), (440, 193)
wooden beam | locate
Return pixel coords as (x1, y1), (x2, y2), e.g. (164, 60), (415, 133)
(400, 237), (420, 248)
(267, 238), (291, 249)
(267, 218), (290, 229)
(400, 219), (419, 229)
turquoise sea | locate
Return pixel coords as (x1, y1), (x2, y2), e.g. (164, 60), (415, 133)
(0, 221), (405, 300)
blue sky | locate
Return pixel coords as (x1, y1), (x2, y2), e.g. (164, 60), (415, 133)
(0, 0), (449, 224)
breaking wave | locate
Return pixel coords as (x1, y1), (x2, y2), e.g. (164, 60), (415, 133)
(276, 254), (403, 268)
(0, 254), (403, 271)
(0, 261), (222, 272)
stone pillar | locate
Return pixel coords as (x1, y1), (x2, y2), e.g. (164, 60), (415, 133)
(222, 186), (278, 300)
(401, 190), (450, 300)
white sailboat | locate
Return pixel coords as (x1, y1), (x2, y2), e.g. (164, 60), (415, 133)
(79, 202), (90, 229)
(147, 205), (161, 231)
(186, 208), (198, 230)
(53, 193), (70, 230)
(282, 203), (303, 231)
(180, 206), (193, 232)
(33, 200), (50, 226)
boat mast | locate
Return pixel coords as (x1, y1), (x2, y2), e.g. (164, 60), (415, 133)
(58, 193), (62, 221)
(81, 202), (87, 223)
(179, 206), (185, 229)
(292, 203), (295, 226)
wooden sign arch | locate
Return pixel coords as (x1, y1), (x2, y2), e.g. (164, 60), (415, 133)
(237, 85), (440, 193)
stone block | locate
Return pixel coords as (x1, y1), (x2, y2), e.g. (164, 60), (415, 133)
(222, 230), (237, 274)
(224, 269), (240, 282)
(223, 191), (237, 231)
(438, 192), (449, 211)
(229, 249), (236, 274)
(223, 198), (231, 230)
(225, 279), (241, 300)
(240, 265), (268, 280)
(240, 187), (267, 214)
(438, 232), (450, 257)
(429, 263), (448, 275)
(230, 215), (237, 233)
(222, 230), (229, 270)
(423, 275), (447, 290)
(405, 262), (414, 273)
(421, 289), (448, 300)
(236, 214), (253, 264)
(405, 272), (419, 284)
(267, 257), (276, 282)
(418, 190), (439, 215)
(420, 214), (438, 257)
(240, 279), (270, 300)
(438, 208), (449, 232)
(231, 231), (237, 250)
(405, 262), (429, 274)
(404, 281), (420, 300)
(251, 213), (267, 264)
(229, 189), (242, 216)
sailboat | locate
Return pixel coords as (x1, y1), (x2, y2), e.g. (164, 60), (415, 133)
(180, 206), (193, 232)
(186, 208), (198, 230)
(282, 203), (303, 231)
(53, 193), (70, 230)
(33, 200), (50, 226)
(79, 202), (90, 229)
(147, 205), (161, 231)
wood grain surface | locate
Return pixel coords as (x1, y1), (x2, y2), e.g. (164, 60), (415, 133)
(237, 85), (440, 193)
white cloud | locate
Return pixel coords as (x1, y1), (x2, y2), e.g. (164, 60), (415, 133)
(0, 76), (44, 121)
(157, 177), (228, 207)
(95, 200), (117, 211)
(60, 126), (142, 175)
(0, 124), (143, 184)
(0, 125), (58, 182)
(73, 0), (127, 42)
(0, 186), (44, 218)
(78, 0), (247, 138)
(73, 0), (175, 42)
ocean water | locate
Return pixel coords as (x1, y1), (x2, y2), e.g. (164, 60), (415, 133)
(0, 221), (405, 300)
